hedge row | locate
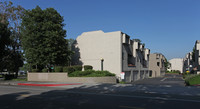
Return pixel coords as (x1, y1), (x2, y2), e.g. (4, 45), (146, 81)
(30, 65), (93, 73)
(185, 74), (200, 86)
(68, 70), (115, 77)
(84, 65), (93, 71)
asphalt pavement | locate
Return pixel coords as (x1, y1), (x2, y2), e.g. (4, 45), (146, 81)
(0, 73), (200, 109)
(133, 73), (185, 86)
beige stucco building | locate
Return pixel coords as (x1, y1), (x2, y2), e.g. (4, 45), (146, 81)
(149, 53), (166, 77)
(72, 30), (151, 82)
(168, 58), (184, 73)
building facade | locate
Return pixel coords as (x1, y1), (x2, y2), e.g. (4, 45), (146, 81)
(194, 40), (200, 73)
(168, 58), (184, 73)
(72, 30), (151, 82)
(149, 53), (166, 77)
(183, 40), (200, 74)
(183, 52), (193, 73)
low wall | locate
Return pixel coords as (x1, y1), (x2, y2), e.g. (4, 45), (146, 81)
(28, 73), (116, 83)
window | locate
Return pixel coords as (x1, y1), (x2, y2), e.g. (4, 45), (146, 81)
(157, 62), (160, 66)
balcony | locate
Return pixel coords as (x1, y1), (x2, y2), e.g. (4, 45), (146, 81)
(128, 64), (136, 67)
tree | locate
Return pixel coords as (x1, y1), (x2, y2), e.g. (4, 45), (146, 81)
(0, 1), (24, 76)
(0, 1), (24, 53)
(66, 38), (75, 66)
(192, 47), (195, 62)
(21, 6), (72, 71)
(67, 38), (75, 50)
(0, 22), (10, 72)
(164, 59), (170, 70)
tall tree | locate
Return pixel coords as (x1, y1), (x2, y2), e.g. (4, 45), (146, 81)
(66, 38), (75, 66)
(0, 22), (10, 72)
(67, 38), (75, 50)
(21, 6), (71, 70)
(0, 1), (24, 51)
(192, 47), (195, 62)
(0, 1), (24, 76)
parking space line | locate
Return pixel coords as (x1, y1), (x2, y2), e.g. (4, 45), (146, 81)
(160, 78), (167, 81)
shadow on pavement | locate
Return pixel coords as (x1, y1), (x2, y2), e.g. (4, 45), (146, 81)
(0, 83), (200, 109)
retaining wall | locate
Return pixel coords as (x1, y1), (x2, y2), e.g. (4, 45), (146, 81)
(28, 73), (116, 83)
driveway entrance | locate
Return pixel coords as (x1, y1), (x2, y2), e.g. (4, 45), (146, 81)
(132, 73), (185, 86)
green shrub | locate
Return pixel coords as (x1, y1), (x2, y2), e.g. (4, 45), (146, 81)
(185, 74), (200, 86)
(167, 70), (180, 73)
(119, 81), (126, 84)
(68, 70), (115, 77)
(63, 66), (74, 73)
(91, 70), (115, 77)
(68, 70), (92, 77)
(31, 69), (40, 72)
(55, 66), (63, 72)
(63, 67), (68, 72)
(73, 65), (82, 71)
(42, 68), (48, 72)
(84, 65), (93, 70)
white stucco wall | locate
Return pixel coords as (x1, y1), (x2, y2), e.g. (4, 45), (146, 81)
(195, 40), (200, 70)
(75, 30), (122, 77)
(169, 58), (184, 73)
(144, 48), (150, 61)
(132, 41), (139, 57)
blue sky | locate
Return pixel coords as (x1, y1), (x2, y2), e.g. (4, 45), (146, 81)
(5, 0), (200, 60)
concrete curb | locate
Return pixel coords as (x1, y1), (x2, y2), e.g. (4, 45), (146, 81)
(0, 81), (86, 87)
(0, 81), (19, 86)
(18, 83), (82, 86)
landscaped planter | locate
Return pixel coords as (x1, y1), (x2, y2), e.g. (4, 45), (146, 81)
(28, 72), (116, 83)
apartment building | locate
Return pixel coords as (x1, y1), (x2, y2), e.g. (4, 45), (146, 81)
(72, 30), (150, 82)
(168, 58), (184, 73)
(183, 52), (193, 72)
(149, 53), (166, 77)
(194, 40), (200, 71)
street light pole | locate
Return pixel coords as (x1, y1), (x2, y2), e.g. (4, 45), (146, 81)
(101, 58), (104, 71)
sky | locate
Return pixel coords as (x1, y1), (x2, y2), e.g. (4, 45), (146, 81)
(4, 0), (200, 60)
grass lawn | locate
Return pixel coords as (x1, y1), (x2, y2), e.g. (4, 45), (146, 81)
(185, 74), (200, 86)
(11, 78), (27, 81)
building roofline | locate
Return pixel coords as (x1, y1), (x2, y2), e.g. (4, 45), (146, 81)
(196, 40), (200, 44)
